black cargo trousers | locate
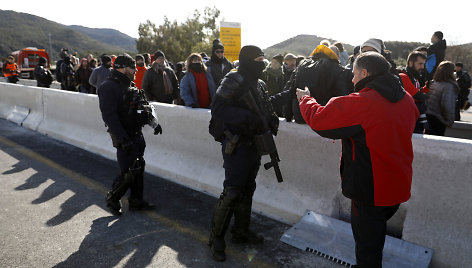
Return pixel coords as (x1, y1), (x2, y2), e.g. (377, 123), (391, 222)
(110, 132), (146, 203)
(351, 200), (400, 268)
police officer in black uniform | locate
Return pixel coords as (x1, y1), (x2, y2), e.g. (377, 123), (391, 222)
(208, 46), (279, 261)
(98, 54), (163, 216)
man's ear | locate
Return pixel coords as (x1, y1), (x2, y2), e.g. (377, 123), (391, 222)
(362, 69), (369, 79)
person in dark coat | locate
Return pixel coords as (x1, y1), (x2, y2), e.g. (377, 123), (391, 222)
(206, 39), (233, 87)
(272, 45), (353, 124)
(34, 57), (53, 88)
(426, 31), (447, 79)
(60, 56), (76, 91)
(261, 54), (285, 116)
(425, 61), (460, 135)
(454, 62), (471, 120)
(98, 54), (163, 216)
(208, 45), (279, 262)
(74, 58), (93, 93)
(141, 50), (179, 104)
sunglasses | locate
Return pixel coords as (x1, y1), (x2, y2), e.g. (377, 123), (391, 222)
(215, 50), (224, 54)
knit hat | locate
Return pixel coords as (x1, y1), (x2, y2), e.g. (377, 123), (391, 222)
(135, 54), (144, 62)
(153, 50), (165, 59)
(361, 39), (384, 53)
(39, 57), (47, 65)
(272, 54), (284, 65)
(284, 53), (297, 60)
(101, 55), (112, 64)
(309, 45), (338, 60)
(212, 39), (224, 53)
(113, 53), (136, 69)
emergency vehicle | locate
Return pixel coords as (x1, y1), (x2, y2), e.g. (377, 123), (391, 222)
(11, 47), (50, 79)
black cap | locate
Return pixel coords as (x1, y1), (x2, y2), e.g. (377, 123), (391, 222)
(113, 54), (136, 69)
(153, 50), (165, 59)
(101, 55), (112, 64)
(239, 45), (264, 61)
(39, 57), (47, 65)
(212, 39), (224, 52)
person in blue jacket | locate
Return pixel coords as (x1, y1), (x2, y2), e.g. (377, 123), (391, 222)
(180, 53), (217, 108)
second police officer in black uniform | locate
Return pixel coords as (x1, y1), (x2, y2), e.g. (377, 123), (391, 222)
(98, 54), (163, 216)
(208, 46), (280, 261)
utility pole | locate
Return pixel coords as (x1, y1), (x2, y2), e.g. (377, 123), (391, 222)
(48, 33), (53, 63)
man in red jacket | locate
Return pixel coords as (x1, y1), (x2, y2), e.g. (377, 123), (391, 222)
(297, 52), (419, 267)
(399, 51), (428, 133)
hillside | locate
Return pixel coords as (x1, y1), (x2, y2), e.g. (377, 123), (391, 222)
(0, 10), (127, 61)
(264, 34), (472, 68)
(264, 34), (354, 58)
(67, 25), (136, 52)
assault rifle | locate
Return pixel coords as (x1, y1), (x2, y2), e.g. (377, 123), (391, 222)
(241, 88), (283, 183)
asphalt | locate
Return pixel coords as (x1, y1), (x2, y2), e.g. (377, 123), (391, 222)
(0, 119), (341, 268)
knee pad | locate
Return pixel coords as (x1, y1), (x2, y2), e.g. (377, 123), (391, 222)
(220, 187), (242, 205)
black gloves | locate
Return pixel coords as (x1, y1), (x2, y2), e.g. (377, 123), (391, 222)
(154, 124), (163, 135)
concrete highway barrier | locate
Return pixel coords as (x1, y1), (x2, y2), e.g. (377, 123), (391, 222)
(1, 82), (471, 267)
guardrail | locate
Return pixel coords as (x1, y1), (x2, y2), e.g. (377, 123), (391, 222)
(1, 82), (471, 267)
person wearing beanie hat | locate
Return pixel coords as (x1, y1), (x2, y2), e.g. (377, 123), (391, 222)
(89, 55), (112, 90)
(208, 45), (280, 262)
(134, 54), (148, 90)
(34, 57), (53, 88)
(141, 50), (179, 104)
(261, 53), (285, 116)
(361, 38), (384, 53)
(153, 50), (165, 60)
(98, 53), (162, 216)
(206, 39), (233, 86)
(361, 39), (398, 75)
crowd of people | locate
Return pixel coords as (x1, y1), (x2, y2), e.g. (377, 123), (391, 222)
(24, 30), (464, 137)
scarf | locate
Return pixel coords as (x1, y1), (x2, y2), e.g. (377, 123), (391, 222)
(152, 62), (173, 95)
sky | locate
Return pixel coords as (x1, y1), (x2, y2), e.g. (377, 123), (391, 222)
(2, 0), (471, 49)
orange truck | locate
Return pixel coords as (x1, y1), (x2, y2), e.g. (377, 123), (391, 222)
(11, 47), (50, 79)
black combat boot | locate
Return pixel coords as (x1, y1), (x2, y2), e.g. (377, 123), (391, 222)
(106, 173), (132, 216)
(230, 193), (264, 244)
(208, 187), (240, 262)
(128, 159), (155, 211)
